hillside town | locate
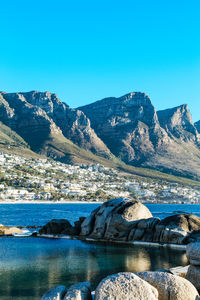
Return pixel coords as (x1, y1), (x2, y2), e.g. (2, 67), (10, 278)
(0, 152), (200, 204)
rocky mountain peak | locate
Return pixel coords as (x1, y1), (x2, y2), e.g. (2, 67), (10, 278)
(118, 92), (153, 107)
(79, 92), (158, 129)
(157, 104), (199, 141)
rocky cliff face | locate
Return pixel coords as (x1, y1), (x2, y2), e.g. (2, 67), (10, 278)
(195, 120), (200, 133)
(0, 91), (111, 158)
(79, 93), (169, 165)
(157, 105), (200, 143)
(79, 92), (200, 179)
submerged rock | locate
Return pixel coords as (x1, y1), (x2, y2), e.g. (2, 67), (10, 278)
(95, 272), (158, 300)
(41, 285), (67, 300)
(136, 271), (200, 300)
(64, 281), (92, 300)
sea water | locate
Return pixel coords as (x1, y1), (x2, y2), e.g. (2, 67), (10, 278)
(0, 203), (199, 299)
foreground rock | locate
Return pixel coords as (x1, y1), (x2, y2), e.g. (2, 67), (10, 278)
(95, 272), (158, 300)
(41, 285), (67, 300)
(0, 224), (22, 235)
(38, 198), (200, 245)
(64, 281), (92, 300)
(186, 243), (200, 292)
(41, 270), (200, 299)
(136, 271), (200, 300)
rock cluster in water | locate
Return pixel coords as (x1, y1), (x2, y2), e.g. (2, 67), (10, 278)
(41, 271), (200, 299)
(39, 198), (200, 245)
(38, 198), (200, 299)
(0, 224), (22, 235)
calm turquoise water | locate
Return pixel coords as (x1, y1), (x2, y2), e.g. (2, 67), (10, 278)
(0, 203), (199, 299)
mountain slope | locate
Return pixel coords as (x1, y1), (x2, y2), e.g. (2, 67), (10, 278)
(0, 121), (37, 157)
(0, 92), (114, 165)
(195, 120), (200, 133)
(14, 91), (112, 159)
(79, 92), (200, 180)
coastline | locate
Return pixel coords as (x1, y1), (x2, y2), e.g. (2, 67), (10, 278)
(36, 233), (187, 250)
(0, 200), (103, 204)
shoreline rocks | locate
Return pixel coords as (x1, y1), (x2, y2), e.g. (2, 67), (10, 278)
(38, 198), (200, 245)
(0, 224), (23, 236)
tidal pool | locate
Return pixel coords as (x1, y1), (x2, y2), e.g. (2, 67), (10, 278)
(0, 237), (188, 300)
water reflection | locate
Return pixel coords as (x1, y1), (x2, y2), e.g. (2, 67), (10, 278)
(0, 237), (188, 300)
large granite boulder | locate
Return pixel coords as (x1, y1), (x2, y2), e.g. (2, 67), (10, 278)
(39, 219), (72, 235)
(80, 198), (152, 239)
(0, 224), (22, 235)
(136, 271), (200, 300)
(64, 281), (92, 300)
(41, 285), (67, 300)
(95, 272), (158, 300)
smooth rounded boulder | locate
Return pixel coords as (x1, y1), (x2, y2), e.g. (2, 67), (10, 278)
(80, 198), (153, 240)
(95, 272), (158, 300)
(136, 271), (200, 300)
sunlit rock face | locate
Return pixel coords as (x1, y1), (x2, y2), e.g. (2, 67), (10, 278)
(79, 92), (200, 179)
(79, 198), (200, 245)
(0, 91), (111, 158)
(80, 198), (152, 239)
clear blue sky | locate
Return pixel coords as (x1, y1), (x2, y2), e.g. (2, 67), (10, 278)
(0, 0), (199, 120)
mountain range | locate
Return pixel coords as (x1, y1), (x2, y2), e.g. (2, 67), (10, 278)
(0, 90), (200, 181)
